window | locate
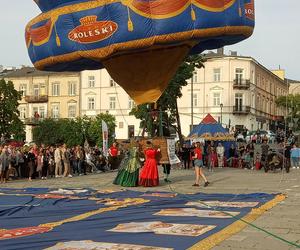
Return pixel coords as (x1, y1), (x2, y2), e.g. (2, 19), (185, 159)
(88, 97), (95, 110)
(19, 84), (27, 97)
(235, 68), (244, 83)
(110, 77), (116, 87)
(68, 104), (76, 118)
(40, 84), (46, 95)
(128, 98), (135, 109)
(128, 125), (134, 138)
(32, 107), (38, 117)
(19, 107), (26, 119)
(109, 96), (116, 110)
(235, 93), (243, 111)
(192, 71), (197, 83)
(213, 68), (221, 82)
(52, 82), (60, 96)
(88, 76), (95, 88)
(119, 122), (124, 129)
(39, 106), (45, 118)
(68, 81), (76, 96)
(51, 104), (59, 118)
(252, 94), (255, 108)
(213, 93), (221, 106)
(193, 93), (198, 107)
(33, 85), (39, 96)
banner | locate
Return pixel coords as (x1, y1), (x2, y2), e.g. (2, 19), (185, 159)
(102, 120), (108, 157)
(166, 139), (181, 165)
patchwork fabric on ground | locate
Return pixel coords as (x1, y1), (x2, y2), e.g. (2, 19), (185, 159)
(0, 188), (285, 250)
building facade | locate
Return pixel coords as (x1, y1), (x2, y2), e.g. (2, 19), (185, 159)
(4, 53), (290, 141)
(287, 79), (300, 95)
(5, 67), (80, 142)
(80, 69), (139, 139)
(177, 53), (288, 134)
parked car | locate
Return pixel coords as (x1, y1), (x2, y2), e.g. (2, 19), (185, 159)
(245, 130), (276, 144)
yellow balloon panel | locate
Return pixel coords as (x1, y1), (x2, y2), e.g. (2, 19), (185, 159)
(103, 44), (191, 104)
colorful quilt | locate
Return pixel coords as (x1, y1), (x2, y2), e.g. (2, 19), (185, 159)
(0, 188), (284, 250)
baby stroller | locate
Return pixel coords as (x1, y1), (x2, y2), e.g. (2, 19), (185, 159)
(264, 150), (289, 173)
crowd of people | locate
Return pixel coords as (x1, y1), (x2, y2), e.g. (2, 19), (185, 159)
(0, 144), (108, 184)
(1, 133), (299, 185)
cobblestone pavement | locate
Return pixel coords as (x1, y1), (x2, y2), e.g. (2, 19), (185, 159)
(1, 167), (299, 249)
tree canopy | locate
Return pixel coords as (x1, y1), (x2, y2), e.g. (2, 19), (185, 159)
(276, 94), (300, 129)
(0, 79), (24, 140)
(33, 114), (116, 147)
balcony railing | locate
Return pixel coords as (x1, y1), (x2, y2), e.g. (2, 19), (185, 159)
(24, 118), (44, 125)
(25, 95), (48, 103)
(233, 79), (251, 89)
(232, 105), (251, 115)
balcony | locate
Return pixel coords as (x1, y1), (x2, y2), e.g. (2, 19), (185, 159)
(25, 95), (48, 103)
(24, 118), (44, 125)
(232, 106), (251, 115)
(233, 79), (251, 89)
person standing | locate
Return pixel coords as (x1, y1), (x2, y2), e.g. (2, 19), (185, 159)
(41, 148), (49, 180)
(228, 144), (237, 168)
(192, 142), (209, 187)
(216, 143), (225, 168)
(54, 145), (62, 178)
(162, 163), (171, 183)
(62, 144), (72, 177)
(261, 140), (269, 160)
(209, 147), (217, 171)
(181, 144), (191, 169)
(291, 144), (299, 169)
(139, 141), (160, 187)
(36, 150), (43, 179)
(114, 140), (142, 187)
(108, 142), (120, 170)
(0, 146), (9, 184)
(27, 148), (36, 182)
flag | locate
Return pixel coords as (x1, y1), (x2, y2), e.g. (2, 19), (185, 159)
(102, 120), (108, 157)
(166, 139), (181, 165)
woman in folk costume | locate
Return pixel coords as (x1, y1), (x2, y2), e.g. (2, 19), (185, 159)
(114, 140), (142, 187)
(139, 141), (160, 187)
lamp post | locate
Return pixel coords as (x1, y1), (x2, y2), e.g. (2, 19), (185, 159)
(191, 72), (194, 132)
(220, 103), (223, 125)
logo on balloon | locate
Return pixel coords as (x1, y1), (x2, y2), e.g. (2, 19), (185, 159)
(68, 16), (118, 44)
(245, 0), (254, 20)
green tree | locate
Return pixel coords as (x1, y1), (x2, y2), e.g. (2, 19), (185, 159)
(130, 54), (204, 143)
(276, 94), (300, 129)
(87, 113), (116, 147)
(0, 79), (24, 140)
(33, 114), (116, 147)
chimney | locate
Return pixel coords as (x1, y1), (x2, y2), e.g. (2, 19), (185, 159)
(230, 51), (238, 56)
(217, 47), (224, 55)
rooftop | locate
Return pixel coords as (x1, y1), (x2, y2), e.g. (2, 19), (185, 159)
(4, 67), (80, 78)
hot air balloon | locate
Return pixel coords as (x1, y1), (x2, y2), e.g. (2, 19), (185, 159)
(26, 0), (255, 105)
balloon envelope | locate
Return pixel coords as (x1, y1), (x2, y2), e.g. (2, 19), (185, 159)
(26, 0), (255, 104)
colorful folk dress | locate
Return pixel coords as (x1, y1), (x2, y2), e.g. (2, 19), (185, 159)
(139, 148), (159, 187)
(113, 147), (141, 187)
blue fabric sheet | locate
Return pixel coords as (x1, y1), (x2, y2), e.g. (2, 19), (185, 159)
(0, 188), (277, 250)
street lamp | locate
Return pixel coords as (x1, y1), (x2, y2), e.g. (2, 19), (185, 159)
(220, 103), (223, 125)
(191, 72), (195, 132)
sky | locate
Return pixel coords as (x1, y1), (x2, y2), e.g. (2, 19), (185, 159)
(0, 0), (299, 80)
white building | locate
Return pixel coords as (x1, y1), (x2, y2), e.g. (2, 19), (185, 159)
(80, 52), (288, 139)
(179, 52), (288, 133)
(81, 70), (139, 139)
